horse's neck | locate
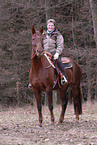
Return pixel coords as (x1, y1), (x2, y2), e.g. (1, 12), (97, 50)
(31, 55), (53, 74)
(31, 56), (42, 72)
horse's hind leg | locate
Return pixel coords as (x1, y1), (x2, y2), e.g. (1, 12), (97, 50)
(34, 90), (43, 126)
(46, 90), (55, 125)
(58, 88), (68, 124)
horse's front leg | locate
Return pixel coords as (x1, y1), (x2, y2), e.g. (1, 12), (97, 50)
(58, 89), (68, 124)
(46, 90), (55, 125)
(34, 90), (43, 126)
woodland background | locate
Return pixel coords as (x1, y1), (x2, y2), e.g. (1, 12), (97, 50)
(0, 0), (97, 106)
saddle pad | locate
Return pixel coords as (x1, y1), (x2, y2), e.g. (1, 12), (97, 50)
(61, 57), (70, 63)
(61, 57), (73, 69)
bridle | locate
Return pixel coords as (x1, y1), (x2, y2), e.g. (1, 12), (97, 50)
(31, 46), (44, 59)
(31, 34), (44, 59)
(31, 33), (56, 69)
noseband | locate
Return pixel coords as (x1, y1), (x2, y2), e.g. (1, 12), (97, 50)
(31, 26), (44, 59)
(31, 48), (44, 59)
(31, 37), (44, 59)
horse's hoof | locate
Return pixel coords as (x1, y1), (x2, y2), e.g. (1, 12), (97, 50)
(38, 122), (42, 127)
(75, 116), (79, 122)
(57, 118), (64, 125)
(57, 121), (62, 125)
(76, 119), (79, 122)
(39, 125), (42, 127)
(51, 121), (54, 125)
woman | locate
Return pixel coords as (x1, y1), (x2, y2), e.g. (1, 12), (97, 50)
(43, 19), (68, 84)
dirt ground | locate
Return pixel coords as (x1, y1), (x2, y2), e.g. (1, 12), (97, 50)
(0, 101), (97, 145)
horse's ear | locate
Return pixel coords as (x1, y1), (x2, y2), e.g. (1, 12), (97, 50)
(32, 26), (36, 34)
(40, 26), (44, 34)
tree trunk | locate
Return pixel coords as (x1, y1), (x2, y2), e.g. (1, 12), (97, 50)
(89, 0), (97, 47)
(45, 0), (56, 21)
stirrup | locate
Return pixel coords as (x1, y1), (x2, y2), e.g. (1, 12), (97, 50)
(61, 76), (68, 85)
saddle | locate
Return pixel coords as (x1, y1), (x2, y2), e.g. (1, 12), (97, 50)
(44, 52), (72, 69)
(44, 52), (73, 87)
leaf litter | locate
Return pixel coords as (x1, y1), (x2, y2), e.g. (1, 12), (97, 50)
(0, 102), (97, 145)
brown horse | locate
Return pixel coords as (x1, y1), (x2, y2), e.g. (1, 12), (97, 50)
(29, 26), (82, 126)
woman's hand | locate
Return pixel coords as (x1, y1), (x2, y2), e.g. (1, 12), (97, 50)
(54, 52), (59, 60)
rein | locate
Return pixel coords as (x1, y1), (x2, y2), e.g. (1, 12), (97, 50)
(44, 53), (55, 69)
(31, 49), (44, 59)
(31, 53), (36, 59)
(31, 51), (56, 71)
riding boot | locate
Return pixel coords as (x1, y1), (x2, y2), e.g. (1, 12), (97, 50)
(56, 56), (68, 83)
(28, 83), (32, 88)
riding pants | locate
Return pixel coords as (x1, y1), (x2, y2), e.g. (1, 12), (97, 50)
(55, 56), (68, 80)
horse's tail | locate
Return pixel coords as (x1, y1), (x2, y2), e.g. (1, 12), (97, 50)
(72, 59), (82, 115)
(78, 87), (82, 114)
(74, 87), (82, 115)
(76, 87), (82, 114)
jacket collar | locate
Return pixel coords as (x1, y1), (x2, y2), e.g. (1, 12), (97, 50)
(46, 28), (56, 36)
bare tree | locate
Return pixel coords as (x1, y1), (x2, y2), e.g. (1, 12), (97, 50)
(45, 0), (56, 21)
(89, 0), (97, 47)
(0, 0), (96, 106)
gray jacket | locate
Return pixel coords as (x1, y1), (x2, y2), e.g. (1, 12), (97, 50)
(43, 28), (64, 55)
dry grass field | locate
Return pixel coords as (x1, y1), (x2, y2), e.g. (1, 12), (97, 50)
(0, 101), (97, 145)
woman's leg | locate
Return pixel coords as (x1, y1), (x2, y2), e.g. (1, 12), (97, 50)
(57, 56), (68, 82)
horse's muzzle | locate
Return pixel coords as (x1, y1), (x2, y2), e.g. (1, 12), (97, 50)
(36, 49), (44, 57)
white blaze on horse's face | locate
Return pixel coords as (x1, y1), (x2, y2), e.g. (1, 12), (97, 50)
(35, 34), (43, 57)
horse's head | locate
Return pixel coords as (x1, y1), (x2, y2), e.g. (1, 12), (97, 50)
(31, 26), (44, 58)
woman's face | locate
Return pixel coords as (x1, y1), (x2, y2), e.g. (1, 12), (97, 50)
(47, 22), (55, 32)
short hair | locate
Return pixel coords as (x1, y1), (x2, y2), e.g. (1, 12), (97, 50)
(47, 19), (56, 26)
